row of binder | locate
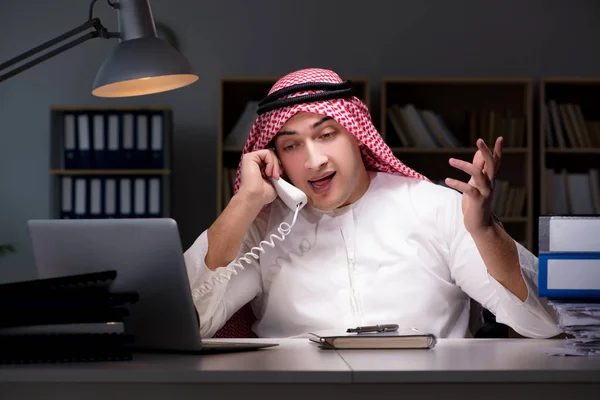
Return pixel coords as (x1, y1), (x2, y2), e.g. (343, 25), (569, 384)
(60, 175), (163, 219)
(62, 111), (167, 170)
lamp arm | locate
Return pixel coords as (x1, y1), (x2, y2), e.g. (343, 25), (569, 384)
(0, 18), (119, 83)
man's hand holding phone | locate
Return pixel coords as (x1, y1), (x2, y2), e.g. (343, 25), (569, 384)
(205, 148), (283, 271)
(238, 149), (283, 207)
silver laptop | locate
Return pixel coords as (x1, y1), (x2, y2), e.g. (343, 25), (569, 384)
(26, 218), (278, 354)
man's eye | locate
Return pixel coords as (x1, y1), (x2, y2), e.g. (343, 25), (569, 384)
(283, 144), (296, 151)
(321, 132), (335, 139)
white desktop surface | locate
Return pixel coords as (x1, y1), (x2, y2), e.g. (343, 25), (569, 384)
(337, 338), (600, 383)
(0, 338), (599, 400)
(0, 339), (350, 383)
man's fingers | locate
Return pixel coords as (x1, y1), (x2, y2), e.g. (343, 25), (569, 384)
(476, 139), (495, 180)
(268, 149), (280, 179)
(450, 158), (490, 185)
(243, 149), (283, 180)
(444, 177), (480, 198)
(472, 148), (485, 169)
(265, 159), (273, 177)
(449, 158), (492, 198)
(493, 136), (503, 173)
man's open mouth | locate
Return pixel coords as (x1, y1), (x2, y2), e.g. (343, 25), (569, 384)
(309, 172), (336, 189)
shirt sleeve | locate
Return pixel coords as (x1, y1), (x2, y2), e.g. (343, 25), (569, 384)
(183, 207), (269, 338)
(445, 190), (562, 339)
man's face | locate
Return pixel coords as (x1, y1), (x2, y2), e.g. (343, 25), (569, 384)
(273, 112), (369, 211)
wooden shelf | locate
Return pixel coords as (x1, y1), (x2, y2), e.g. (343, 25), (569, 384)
(389, 147), (528, 154)
(382, 77), (534, 250)
(50, 169), (171, 175)
(539, 78), (600, 221)
(213, 75), (600, 253)
(381, 77), (531, 84)
(50, 105), (171, 111)
(50, 106), (173, 219)
(545, 148), (600, 154)
(540, 77), (600, 84)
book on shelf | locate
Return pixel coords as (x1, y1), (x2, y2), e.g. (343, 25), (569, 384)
(491, 180), (526, 218)
(387, 103), (462, 148)
(386, 104), (526, 148)
(468, 109), (526, 148)
(545, 100), (600, 148)
(224, 101), (259, 148)
(544, 168), (600, 215)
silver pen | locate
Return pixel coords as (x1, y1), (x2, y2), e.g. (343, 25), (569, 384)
(346, 324), (399, 334)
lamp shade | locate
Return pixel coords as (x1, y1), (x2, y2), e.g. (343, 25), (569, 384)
(92, 36), (198, 97)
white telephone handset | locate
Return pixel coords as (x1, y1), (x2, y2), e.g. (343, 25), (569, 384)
(191, 176), (307, 299)
(268, 177), (307, 211)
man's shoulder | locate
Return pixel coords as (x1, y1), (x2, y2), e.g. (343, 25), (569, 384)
(371, 172), (463, 226)
(373, 171), (461, 201)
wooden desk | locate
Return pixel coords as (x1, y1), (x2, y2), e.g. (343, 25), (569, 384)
(0, 338), (599, 400)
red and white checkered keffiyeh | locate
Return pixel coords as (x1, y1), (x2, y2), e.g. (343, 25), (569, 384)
(233, 68), (428, 193)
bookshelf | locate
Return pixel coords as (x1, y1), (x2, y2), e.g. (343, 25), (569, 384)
(49, 106), (173, 220)
(539, 78), (600, 218)
(217, 76), (370, 215)
(381, 77), (534, 250)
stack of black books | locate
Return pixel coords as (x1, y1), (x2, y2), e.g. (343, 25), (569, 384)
(0, 270), (138, 364)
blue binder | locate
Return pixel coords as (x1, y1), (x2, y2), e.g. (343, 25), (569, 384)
(122, 114), (135, 169)
(106, 114), (122, 169)
(60, 176), (73, 219)
(73, 177), (88, 219)
(133, 177), (147, 217)
(148, 177), (162, 217)
(118, 177), (133, 218)
(538, 252), (600, 299)
(135, 114), (152, 169)
(76, 113), (92, 169)
(63, 113), (77, 169)
(150, 113), (164, 169)
(88, 177), (103, 218)
(103, 177), (118, 218)
(92, 113), (108, 169)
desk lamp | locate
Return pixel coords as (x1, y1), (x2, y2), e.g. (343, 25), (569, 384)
(0, 0), (198, 97)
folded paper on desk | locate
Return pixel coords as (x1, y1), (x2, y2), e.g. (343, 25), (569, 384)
(308, 328), (437, 350)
